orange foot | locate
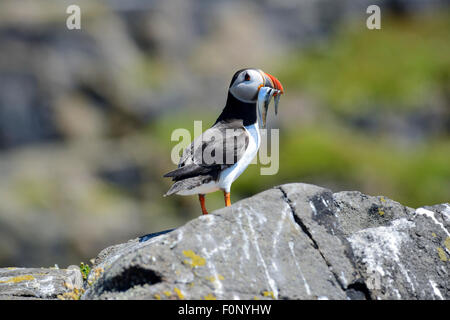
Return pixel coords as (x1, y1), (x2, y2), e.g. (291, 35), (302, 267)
(199, 194), (208, 215)
(224, 191), (231, 207)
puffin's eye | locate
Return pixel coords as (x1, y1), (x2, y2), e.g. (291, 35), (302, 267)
(244, 73), (251, 81)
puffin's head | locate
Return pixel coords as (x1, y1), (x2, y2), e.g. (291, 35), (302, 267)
(229, 68), (284, 103)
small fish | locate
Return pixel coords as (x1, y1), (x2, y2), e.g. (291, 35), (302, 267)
(257, 87), (281, 128)
(274, 92), (281, 115)
(257, 87), (267, 129)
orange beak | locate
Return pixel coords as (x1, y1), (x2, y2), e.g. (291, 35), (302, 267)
(264, 72), (284, 95)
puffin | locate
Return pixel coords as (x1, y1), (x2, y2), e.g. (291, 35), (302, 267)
(163, 68), (284, 215)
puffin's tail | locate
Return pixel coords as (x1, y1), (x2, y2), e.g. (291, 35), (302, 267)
(163, 182), (181, 197)
(163, 175), (214, 197)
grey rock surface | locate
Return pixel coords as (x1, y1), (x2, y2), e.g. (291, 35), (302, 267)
(0, 266), (83, 299)
(81, 183), (449, 300)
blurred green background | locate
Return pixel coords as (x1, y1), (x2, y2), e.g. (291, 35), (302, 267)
(0, 0), (448, 267)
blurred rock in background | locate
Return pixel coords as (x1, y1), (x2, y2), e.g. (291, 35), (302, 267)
(0, 0), (448, 267)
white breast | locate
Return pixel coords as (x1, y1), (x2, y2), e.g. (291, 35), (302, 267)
(218, 123), (260, 192)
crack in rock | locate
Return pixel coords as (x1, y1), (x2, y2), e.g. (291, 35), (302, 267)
(278, 188), (344, 287)
(277, 186), (371, 299)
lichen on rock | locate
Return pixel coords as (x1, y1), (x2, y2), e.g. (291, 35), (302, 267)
(1, 183), (448, 300)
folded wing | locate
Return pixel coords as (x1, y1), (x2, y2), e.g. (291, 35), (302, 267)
(163, 120), (249, 183)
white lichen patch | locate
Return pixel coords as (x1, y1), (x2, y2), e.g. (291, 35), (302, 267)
(168, 229), (184, 249)
(339, 271), (348, 288)
(200, 246), (224, 297)
(309, 201), (318, 216)
(246, 207), (278, 299)
(429, 279), (443, 300)
(415, 208), (450, 237)
(39, 276), (56, 296)
(236, 208), (251, 261)
(348, 218), (416, 296)
(272, 207), (289, 259)
(288, 241), (311, 296)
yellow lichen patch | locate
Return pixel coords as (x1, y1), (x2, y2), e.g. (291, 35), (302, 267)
(263, 291), (275, 299)
(437, 247), (447, 262)
(93, 267), (104, 277)
(253, 296), (260, 300)
(154, 294), (161, 300)
(445, 237), (450, 251)
(378, 210), (385, 216)
(87, 266), (104, 286)
(204, 293), (216, 300)
(57, 288), (85, 300)
(174, 287), (185, 299)
(432, 233), (437, 237)
(6, 267), (16, 270)
(64, 281), (74, 290)
(0, 275), (35, 284)
(182, 250), (206, 268)
(163, 290), (172, 297)
(379, 196), (386, 203)
(205, 274), (224, 283)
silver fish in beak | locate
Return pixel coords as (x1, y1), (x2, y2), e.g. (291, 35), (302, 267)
(274, 93), (281, 115)
(257, 87), (282, 129)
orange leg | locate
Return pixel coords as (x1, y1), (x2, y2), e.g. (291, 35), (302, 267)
(224, 191), (231, 207)
(199, 194), (208, 215)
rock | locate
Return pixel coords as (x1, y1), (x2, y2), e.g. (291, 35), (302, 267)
(0, 266), (83, 299)
(81, 183), (449, 300)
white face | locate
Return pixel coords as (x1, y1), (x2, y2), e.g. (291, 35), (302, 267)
(229, 69), (265, 103)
